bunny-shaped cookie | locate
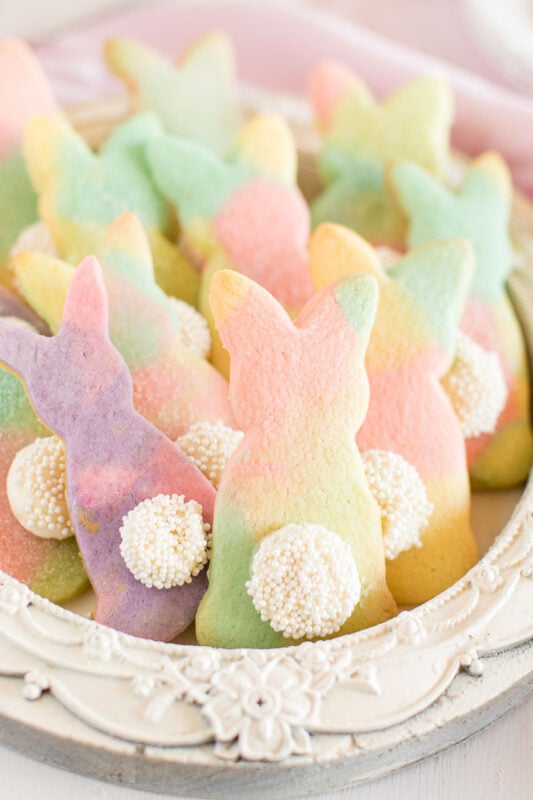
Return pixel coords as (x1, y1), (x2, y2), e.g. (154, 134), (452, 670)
(147, 115), (313, 377)
(0, 257), (216, 641)
(106, 33), (241, 158)
(196, 270), (396, 649)
(23, 113), (199, 305)
(391, 154), (533, 488)
(308, 62), (452, 247)
(14, 213), (236, 439)
(0, 287), (88, 603)
(311, 225), (478, 604)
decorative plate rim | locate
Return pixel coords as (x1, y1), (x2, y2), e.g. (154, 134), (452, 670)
(1, 384), (532, 766)
(0, 90), (533, 788)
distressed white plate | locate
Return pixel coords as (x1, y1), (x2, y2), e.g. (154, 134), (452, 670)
(0, 92), (532, 799)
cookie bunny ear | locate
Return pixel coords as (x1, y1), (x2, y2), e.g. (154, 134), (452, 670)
(314, 68), (452, 176)
(464, 152), (512, 204)
(60, 256), (109, 336)
(102, 213), (155, 284)
(389, 239), (474, 352)
(210, 268), (294, 356)
(178, 31), (235, 75)
(310, 223), (383, 291)
(299, 271), (379, 348)
(106, 37), (162, 82)
(390, 160), (450, 220)
(308, 61), (364, 133)
(13, 251), (74, 333)
(146, 135), (247, 223)
(99, 112), (163, 156)
(384, 77), (453, 176)
(23, 115), (89, 195)
(173, 32), (240, 158)
(105, 33), (240, 157)
(144, 229), (200, 307)
(236, 115), (297, 185)
(0, 39), (59, 160)
(105, 37), (173, 96)
(392, 156), (511, 301)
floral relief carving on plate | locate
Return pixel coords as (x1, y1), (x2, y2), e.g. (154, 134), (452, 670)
(0, 485), (531, 762)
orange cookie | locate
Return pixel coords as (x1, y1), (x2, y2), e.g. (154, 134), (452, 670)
(311, 225), (478, 604)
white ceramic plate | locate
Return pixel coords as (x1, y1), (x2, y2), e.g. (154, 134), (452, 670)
(0, 92), (532, 799)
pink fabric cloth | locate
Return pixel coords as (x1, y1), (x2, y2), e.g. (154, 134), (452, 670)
(311, 0), (516, 92)
(32, 0), (533, 197)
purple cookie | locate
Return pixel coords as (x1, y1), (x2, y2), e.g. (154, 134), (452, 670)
(0, 257), (216, 641)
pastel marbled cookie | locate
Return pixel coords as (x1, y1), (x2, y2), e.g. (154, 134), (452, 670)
(391, 153), (533, 488)
(0, 39), (59, 284)
(310, 225), (478, 605)
(308, 62), (453, 246)
(0, 285), (48, 333)
(0, 288), (88, 603)
(0, 257), (216, 641)
(196, 269), (396, 649)
(147, 115), (313, 376)
(106, 33), (241, 158)
(310, 151), (407, 249)
(23, 113), (199, 306)
(14, 213), (235, 439)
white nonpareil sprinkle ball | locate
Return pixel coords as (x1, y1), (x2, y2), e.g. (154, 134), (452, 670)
(362, 449), (433, 561)
(168, 298), (211, 358)
(119, 493), (211, 589)
(7, 435), (74, 540)
(442, 332), (507, 438)
(176, 420), (244, 489)
(10, 222), (58, 259)
(246, 523), (361, 640)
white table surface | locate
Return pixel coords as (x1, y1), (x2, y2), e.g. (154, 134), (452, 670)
(0, 2), (532, 797)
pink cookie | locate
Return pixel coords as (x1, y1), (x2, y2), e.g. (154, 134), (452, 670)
(0, 39), (58, 160)
(196, 269), (396, 648)
(146, 115), (313, 376)
(311, 225), (478, 604)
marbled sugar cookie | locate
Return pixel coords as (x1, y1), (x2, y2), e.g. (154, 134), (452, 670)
(308, 62), (452, 246)
(23, 113), (199, 305)
(0, 285), (48, 333)
(0, 39), (59, 285)
(13, 213), (235, 438)
(106, 32), (241, 158)
(0, 288), (87, 603)
(0, 258), (216, 641)
(196, 269), (397, 649)
(391, 153), (533, 488)
(310, 225), (478, 605)
(147, 114), (313, 376)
